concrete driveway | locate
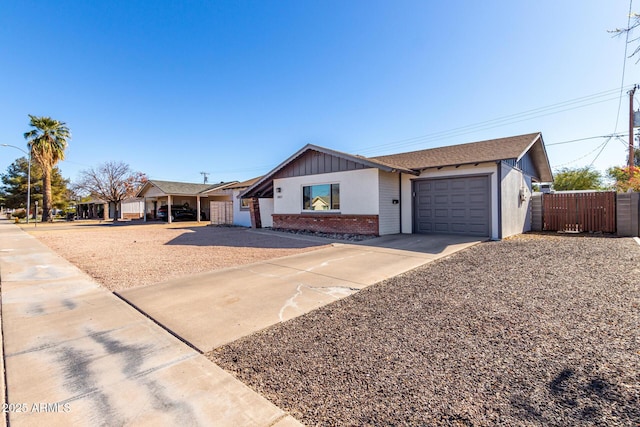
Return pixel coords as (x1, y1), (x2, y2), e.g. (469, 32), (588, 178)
(118, 233), (483, 352)
(0, 221), (301, 427)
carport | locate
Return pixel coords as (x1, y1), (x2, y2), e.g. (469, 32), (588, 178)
(136, 180), (235, 223)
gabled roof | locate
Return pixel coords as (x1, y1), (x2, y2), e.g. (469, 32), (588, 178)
(241, 133), (553, 199)
(241, 144), (419, 198)
(136, 180), (235, 197)
(221, 176), (262, 190)
(371, 132), (533, 167)
(370, 132), (552, 182)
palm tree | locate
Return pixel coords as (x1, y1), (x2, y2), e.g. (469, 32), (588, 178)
(24, 115), (71, 222)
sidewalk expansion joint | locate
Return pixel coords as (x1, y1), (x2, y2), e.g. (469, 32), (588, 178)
(113, 292), (204, 355)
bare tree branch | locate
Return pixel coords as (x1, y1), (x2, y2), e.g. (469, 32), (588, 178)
(74, 161), (147, 221)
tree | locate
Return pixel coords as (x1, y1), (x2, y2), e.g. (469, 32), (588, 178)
(610, 12), (640, 61)
(552, 166), (603, 191)
(607, 165), (640, 192)
(0, 156), (69, 212)
(74, 161), (146, 221)
(24, 115), (71, 222)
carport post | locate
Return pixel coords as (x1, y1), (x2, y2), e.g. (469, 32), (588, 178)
(197, 196), (201, 223)
(168, 195), (172, 224)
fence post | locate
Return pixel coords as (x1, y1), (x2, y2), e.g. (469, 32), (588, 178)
(617, 192), (639, 237)
(531, 193), (543, 231)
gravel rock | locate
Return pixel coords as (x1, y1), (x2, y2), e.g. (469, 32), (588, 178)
(270, 228), (377, 242)
(210, 234), (640, 426)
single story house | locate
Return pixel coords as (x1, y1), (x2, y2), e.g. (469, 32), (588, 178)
(76, 198), (145, 220)
(240, 132), (553, 240)
(202, 177), (262, 227)
(136, 180), (236, 223)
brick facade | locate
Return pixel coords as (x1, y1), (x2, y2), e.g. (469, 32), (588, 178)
(272, 213), (379, 235)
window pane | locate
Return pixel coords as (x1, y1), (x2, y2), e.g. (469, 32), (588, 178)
(311, 184), (330, 210)
(331, 184), (340, 209)
(303, 186), (311, 210)
(303, 184), (339, 211)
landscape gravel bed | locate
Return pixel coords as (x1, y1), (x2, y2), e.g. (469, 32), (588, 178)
(27, 222), (328, 291)
(210, 234), (640, 426)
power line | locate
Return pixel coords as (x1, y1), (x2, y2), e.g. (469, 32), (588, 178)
(546, 134), (625, 146)
(611, 0), (635, 134)
(551, 137), (612, 168)
(590, 137), (615, 166)
(355, 86), (632, 156)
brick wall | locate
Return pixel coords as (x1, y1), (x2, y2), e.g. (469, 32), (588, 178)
(272, 213), (379, 235)
(122, 212), (143, 220)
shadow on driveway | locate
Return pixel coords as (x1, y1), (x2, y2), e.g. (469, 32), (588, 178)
(164, 226), (331, 249)
(353, 233), (487, 256)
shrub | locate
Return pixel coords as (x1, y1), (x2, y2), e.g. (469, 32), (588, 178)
(12, 209), (27, 219)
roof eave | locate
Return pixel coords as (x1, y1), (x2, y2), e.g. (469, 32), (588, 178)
(240, 144), (417, 199)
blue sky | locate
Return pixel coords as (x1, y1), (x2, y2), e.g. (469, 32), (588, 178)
(0, 1), (637, 184)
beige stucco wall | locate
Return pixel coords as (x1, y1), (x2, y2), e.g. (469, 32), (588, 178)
(259, 198), (274, 227)
(500, 163), (532, 238)
(232, 189), (252, 227)
(273, 168), (380, 215)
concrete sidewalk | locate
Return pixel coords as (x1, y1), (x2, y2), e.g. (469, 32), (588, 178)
(0, 219), (301, 426)
(119, 233), (483, 352)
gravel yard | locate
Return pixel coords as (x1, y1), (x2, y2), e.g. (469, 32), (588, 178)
(26, 222), (328, 291)
(210, 234), (640, 426)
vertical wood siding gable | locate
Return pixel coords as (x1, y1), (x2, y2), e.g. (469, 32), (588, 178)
(502, 152), (540, 181)
(273, 150), (368, 179)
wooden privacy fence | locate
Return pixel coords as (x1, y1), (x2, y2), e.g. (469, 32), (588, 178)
(210, 201), (233, 225)
(542, 192), (616, 233)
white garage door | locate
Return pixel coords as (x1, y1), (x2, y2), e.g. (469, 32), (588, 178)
(413, 176), (491, 236)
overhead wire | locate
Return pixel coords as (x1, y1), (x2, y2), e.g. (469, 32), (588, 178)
(551, 137), (612, 168)
(546, 134), (624, 146)
(355, 86), (631, 156)
(590, 137), (615, 166)
(611, 0), (634, 135)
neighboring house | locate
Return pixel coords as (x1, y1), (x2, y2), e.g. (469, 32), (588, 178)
(136, 180), (236, 223)
(205, 176), (263, 227)
(240, 132), (553, 240)
(76, 198), (144, 220)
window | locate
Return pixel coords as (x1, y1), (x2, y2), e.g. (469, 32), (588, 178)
(303, 184), (339, 211)
(240, 198), (251, 210)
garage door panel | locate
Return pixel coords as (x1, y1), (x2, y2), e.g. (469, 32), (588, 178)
(450, 180), (467, 191)
(468, 194), (487, 204)
(416, 221), (433, 233)
(418, 209), (432, 219)
(451, 223), (469, 232)
(450, 194), (466, 204)
(434, 181), (449, 191)
(468, 178), (489, 190)
(434, 209), (449, 218)
(414, 176), (490, 237)
(451, 208), (465, 218)
(434, 223), (450, 233)
(468, 223), (488, 234)
(417, 181), (432, 191)
(434, 195), (449, 204)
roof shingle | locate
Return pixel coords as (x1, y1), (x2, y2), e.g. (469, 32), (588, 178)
(369, 132), (542, 170)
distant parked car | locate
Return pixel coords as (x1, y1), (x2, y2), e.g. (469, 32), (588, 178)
(157, 204), (198, 221)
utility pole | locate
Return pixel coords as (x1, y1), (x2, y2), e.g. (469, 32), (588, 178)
(629, 84), (638, 172)
(200, 172), (209, 184)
